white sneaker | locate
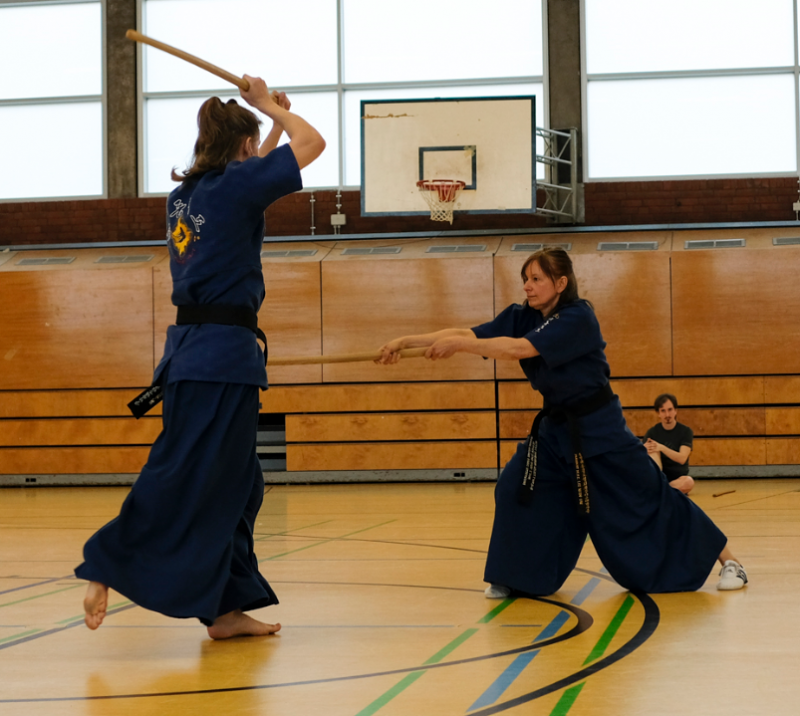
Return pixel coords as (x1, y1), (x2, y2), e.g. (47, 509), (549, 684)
(717, 560), (748, 591)
(484, 584), (511, 599)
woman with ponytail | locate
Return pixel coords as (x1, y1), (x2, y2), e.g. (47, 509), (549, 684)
(76, 76), (325, 638)
(377, 247), (747, 596)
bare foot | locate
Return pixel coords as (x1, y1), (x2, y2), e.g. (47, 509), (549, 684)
(669, 475), (694, 495)
(207, 610), (281, 640)
(84, 581), (108, 630)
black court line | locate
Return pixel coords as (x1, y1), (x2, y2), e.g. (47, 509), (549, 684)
(0, 585), (593, 703)
(468, 591), (660, 716)
(0, 575), (76, 597)
(0, 603), (137, 652)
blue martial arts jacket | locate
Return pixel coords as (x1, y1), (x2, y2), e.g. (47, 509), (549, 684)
(154, 144), (302, 389)
(472, 299), (638, 458)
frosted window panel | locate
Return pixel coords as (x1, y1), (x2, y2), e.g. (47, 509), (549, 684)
(0, 3), (101, 100)
(344, 0), (543, 83)
(272, 92), (340, 188)
(586, 0), (794, 73)
(587, 75), (797, 178)
(143, 0), (337, 92)
(146, 93), (338, 194)
(0, 103), (103, 200)
(344, 84), (544, 186)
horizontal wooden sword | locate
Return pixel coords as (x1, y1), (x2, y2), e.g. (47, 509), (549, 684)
(267, 347), (429, 366)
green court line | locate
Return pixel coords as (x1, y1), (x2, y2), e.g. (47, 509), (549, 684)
(354, 671), (427, 716)
(56, 600), (133, 625)
(547, 593), (636, 716)
(254, 520), (335, 542)
(352, 596), (516, 715)
(549, 682), (586, 716)
(0, 583), (84, 609)
(259, 520), (397, 562)
(0, 628), (41, 644)
(476, 598), (515, 624)
(582, 594), (634, 665)
(423, 628), (479, 665)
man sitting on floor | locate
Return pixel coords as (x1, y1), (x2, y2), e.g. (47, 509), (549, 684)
(643, 393), (695, 494)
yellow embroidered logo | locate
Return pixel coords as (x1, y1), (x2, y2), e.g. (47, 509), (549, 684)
(171, 216), (195, 259)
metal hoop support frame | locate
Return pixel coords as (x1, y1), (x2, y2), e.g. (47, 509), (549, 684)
(416, 179), (466, 224)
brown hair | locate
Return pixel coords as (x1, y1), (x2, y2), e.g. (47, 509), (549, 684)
(520, 246), (582, 308)
(654, 393), (678, 411)
(171, 97), (262, 182)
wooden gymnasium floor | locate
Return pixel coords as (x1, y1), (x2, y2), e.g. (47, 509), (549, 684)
(1, 478), (799, 716)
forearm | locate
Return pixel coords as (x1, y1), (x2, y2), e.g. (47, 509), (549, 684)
(394, 328), (475, 349)
(660, 445), (689, 464)
(450, 335), (539, 360)
(258, 123), (284, 157)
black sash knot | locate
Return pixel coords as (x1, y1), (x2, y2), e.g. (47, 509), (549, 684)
(517, 382), (614, 515)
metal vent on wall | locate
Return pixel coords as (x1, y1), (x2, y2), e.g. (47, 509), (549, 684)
(95, 255), (154, 264)
(16, 257), (76, 266)
(685, 239), (745, 249)
(512, 242), (573, 252)
(597, 242), (658, 252)
(341, 247), (402, 255)
(773, 237), (800, 246)
(261, 249), (318, 258)
(426, 245), (487, 253)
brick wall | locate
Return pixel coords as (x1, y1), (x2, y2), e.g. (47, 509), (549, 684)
(1, 177), (797, 247)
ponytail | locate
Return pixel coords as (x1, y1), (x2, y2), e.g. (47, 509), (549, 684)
(172, 97), (261, 182)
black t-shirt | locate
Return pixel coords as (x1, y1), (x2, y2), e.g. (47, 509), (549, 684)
(644, 422), (693, 481)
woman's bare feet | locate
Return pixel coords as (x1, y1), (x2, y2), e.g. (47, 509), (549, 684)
(83, 581), (109, 630)
(207, 609), (281, 640)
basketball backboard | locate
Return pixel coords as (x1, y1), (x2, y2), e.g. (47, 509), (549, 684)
(360, 96), (536, 218)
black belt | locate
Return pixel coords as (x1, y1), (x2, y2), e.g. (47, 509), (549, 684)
(518, 382), (614, 514)
(127, 305), (267, 419)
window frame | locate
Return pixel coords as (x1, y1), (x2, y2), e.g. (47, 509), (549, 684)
(136, 0), (547, 195)
(580, 0), (800, 182)
(0, 0), (107, 203)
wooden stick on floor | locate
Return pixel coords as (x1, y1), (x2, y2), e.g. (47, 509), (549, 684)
(268, 347), (429, 366)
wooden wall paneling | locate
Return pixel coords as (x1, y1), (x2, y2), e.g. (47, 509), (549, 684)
(499, 411), (537, 439)
(0, 247), (166, 273)
(766, 407), (800, 435)
(0, 266), (155, 389)
(153, 261), (174, 368)
(691, 438), (766, 466)
(767, 438), (800, 464)
(286, 411), (496, 443)
(764, 376), (800, 404)
(493, 233), (673, 379)
(286, 441), (497, 471)
(497, 382), (544, 410)
(0, 447), (150, 474)
(612, 377), (765, 407)
(500, 439), (522, 466)
(0, 390), (161, 417)
(672, 245), (800, 375)
(261, 248), (327, 385)
(623, 407), (766, 438)
(260, 382), (496, 414)
(0, 417), (161, 446)
(320, 239), (499, 382)
(673, 227), (800, 249)
(0, 251), (17, 268)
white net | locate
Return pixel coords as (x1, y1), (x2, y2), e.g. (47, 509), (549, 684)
(416, 180), (465, 224)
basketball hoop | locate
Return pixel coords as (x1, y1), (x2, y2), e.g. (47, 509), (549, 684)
(416, 179), (465, 224)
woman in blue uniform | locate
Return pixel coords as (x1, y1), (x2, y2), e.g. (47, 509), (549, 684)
(377, 247), (748, 595)
(76, 75), (325, 638)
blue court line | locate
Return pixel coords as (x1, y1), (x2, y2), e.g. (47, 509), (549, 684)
(467, 578), (602, 712)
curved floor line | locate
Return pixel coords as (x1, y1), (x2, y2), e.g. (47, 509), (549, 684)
(0, 589), (593, 704)
(467, 591), (661, 716)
